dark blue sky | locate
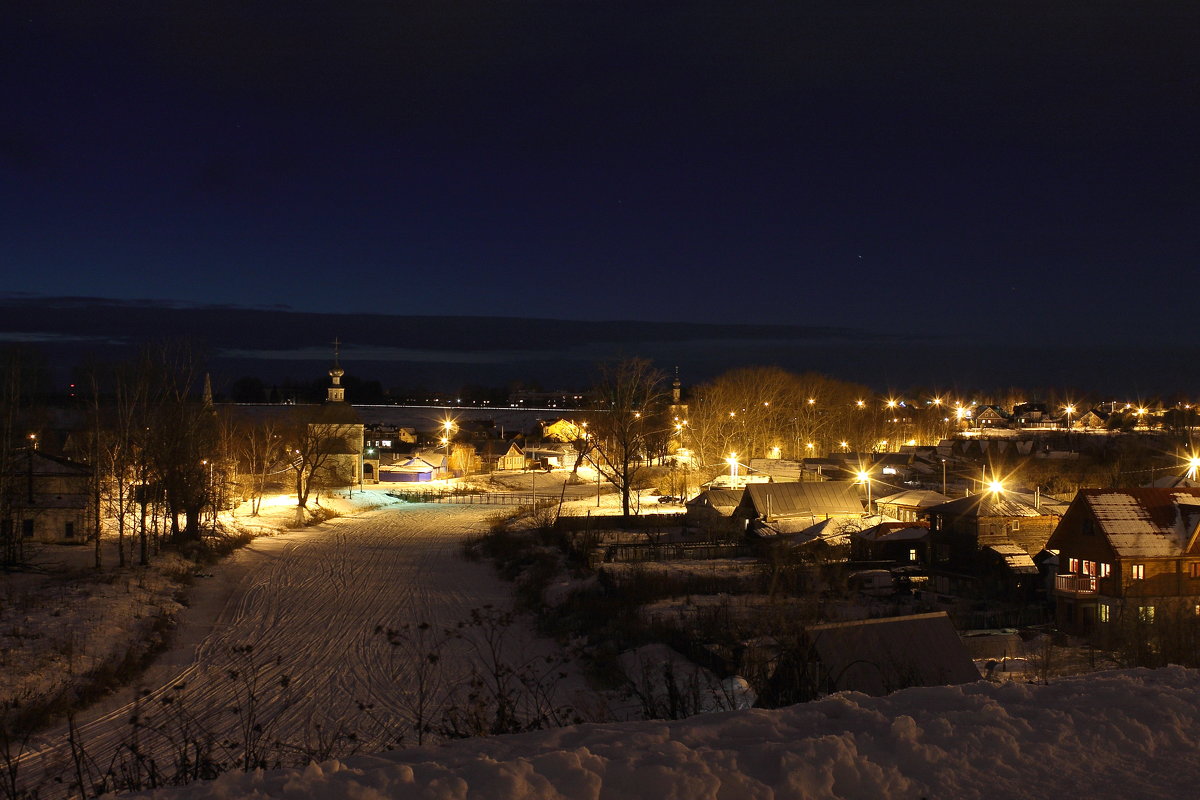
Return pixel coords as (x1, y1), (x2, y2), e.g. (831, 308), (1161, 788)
(3, 2), (1197, 345)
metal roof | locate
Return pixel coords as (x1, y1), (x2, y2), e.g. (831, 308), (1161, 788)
(1081, 489), (1200, 558)
(925, 492), (1052, 519)
(805, 613), (980, 697)
(875, 489), (951, 508)
(742, 480), (863, 519)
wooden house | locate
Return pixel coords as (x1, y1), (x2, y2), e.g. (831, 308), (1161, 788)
(1076, 408), (1109, 429)
(875, 489), (951, 523)
(493, 441), (527, 471)
(924, 490), (1061, 602)
(1047, 488), (1200, 633)
(972, 405), (1011, 428)
(851, 521), (930, 563)
(734, 481), (864, 532)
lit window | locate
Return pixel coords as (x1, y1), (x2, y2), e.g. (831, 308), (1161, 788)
(1130, 564), (1145, 580)
(1069, 557), (1081, 573)
(1099, 563), (1111, 578)
(1138, 605), (1155, 623)
(1191, 563), (1200, 579)
(1098, 604), (1111, 623)
(908, 548), (919, 562)
(381, 440), (392, 447)
(1011, 520), (1021, 531)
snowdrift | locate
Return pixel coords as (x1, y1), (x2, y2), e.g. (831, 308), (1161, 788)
(136, 666), (1200, 799)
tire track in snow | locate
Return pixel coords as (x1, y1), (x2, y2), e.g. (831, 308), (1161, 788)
(21, 502), (519, 793)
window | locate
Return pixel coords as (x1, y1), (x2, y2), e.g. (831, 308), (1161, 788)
(908, 548), (919, 562)
(1011, 520), (1021, 531)
(1083, 560), (1097, 576)
(1069, 557), (1081, 573)
(64, 522), (75, 538)
(1098, 604), (1111, 623)
(1138, 605), (1155, 623)
(1099, 562), (1112, 578)
(1190, 563), (1200, 579)
(1130, 564), (1145, 580)
(21, 519), (34, 538)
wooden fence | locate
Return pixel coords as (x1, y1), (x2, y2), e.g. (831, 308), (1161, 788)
(386, 489), (537, 505)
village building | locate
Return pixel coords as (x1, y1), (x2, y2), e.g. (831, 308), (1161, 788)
(378, 452), (448, 482)
(923, 489), (1062, 605)
(310, 353), (365, 489)
(493, 441), (528, 471)
(1048, 488), (1200, 634)
(972, 405), (1011, 429)
(1076, 408), (1110, 429)
(735, 481), (864, 535)
(2, 449), (92, 543)
(760, 612), (978, 704)
(874, 489), (951, 523)
(850, 521), (930, 564)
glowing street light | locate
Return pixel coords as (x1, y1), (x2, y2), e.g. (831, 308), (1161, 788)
(727, 452), (739, 480)
(1186, 456), (1200, 481)
(856, 469), (872, 510)
(987, 480), (1005, 493)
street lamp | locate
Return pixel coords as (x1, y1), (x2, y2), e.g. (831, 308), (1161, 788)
(1186, 456), (1200, 481)
(856, 469), (872, 513)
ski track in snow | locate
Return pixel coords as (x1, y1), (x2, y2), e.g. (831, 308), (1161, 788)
(22, 502), (514, 789)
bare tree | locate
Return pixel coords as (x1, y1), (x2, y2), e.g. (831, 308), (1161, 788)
(235, 416), (285, 516)
(588, 359), (669, 520)
(281, 408), (358, 515)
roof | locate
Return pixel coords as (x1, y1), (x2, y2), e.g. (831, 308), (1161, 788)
(856, 522), (930, 543)
(985, 543), (1038, 573)
(741, 481), (863, 519)
(757, 514), (893, 543)
(925, 491), (1054, 519)
(805, 613), (980, 696)
(687, 488), (744, 514)
(875, 489), (951, 509)
(1077, 489), (1200, 558)
(6, 449), (92, 476)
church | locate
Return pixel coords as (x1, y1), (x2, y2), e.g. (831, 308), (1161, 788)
(309, 347), (366, 490)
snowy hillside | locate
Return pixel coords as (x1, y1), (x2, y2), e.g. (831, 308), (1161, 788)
(138, 666), (1200, 800)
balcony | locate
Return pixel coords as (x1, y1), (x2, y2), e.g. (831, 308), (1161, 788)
(1055, 574), (1097, 596)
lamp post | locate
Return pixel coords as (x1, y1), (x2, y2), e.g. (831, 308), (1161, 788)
(941, 458), (947, 496)
(856, 469), (872, 514)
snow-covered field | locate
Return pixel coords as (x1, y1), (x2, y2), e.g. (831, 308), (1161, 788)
(16, 490), (581, 795)
(129, 665), (1200, 800)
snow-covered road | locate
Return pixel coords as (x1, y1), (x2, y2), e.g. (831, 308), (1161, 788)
(21, 501), (533, 792)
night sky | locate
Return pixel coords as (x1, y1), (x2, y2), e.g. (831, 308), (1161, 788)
(3, 2), (1198, 348)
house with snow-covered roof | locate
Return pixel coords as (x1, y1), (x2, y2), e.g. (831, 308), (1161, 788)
(1047, 488), (1200, 634)
(972, 405), (1011, 428)
(874, 489), (950, 523)
(734, 481), (864, 533)
(923, 489), (1062, 606)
